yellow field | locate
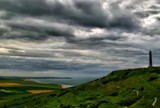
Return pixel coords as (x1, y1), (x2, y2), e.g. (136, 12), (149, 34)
(27, 90), (54, 94)
(0, 82), (20, 87)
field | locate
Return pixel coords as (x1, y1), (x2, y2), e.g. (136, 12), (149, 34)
(0, 79), (62, 105)
(1, 67), (160, 107)
(27, 90), (54, 94)
(0, 83), (20, 87)
(1, 67), (160, 108)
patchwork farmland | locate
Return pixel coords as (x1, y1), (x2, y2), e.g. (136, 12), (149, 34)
(0, 79), (62, 104)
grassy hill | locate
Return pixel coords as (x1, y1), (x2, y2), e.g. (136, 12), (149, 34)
(0, 79), (62, 107)
(1, 67), (160, 108)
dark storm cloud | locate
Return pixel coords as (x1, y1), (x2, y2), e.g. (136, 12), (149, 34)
(107, 2), (140, 30)
(0, 56), (102, 71)
(135, 10), (160, 19)
(68, 37), (124, 47)
(0, 0), (141, 41)
(0, 0), (49, 16)
(150, 5), (160, 10)
(0, 0), (160, 78)
(0, 0), (108, 28)
(0, 28), (8, 36)
(3, 22), (74, 40)
(0, 0), (154, 52)
(66, 30), (131, 48)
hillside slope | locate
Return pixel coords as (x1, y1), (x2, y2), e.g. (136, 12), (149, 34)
(1, 67), (160, 108)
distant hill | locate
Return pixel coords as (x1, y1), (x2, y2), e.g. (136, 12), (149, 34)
(1, 67), (160, 108)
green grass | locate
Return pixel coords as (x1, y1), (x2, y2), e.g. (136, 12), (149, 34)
(0, 79), (62, 106)
(1, 67), (160, 108)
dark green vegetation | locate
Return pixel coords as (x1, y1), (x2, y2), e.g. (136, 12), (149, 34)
(0, 79), (61, 106)
(1, 67), (160, 108)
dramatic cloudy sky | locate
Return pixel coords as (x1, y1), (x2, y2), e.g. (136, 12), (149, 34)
(0, 0), (160, 79)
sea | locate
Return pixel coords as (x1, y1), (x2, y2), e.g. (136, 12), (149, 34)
(28, 77), (98, 87)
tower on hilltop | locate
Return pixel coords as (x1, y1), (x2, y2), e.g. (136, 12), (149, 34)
(149, 51), (153, 67)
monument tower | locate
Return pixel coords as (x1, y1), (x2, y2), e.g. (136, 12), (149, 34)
(149, 51), (153, 67)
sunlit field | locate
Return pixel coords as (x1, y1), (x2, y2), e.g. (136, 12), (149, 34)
(0, 82), (20, 87)
(27, 90), (54, 94)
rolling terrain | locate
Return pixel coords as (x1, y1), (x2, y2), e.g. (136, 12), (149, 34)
(0, 79), (62, 106)
(1, 67), (160, 108)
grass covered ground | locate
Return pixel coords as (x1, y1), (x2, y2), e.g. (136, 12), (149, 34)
(0, 79), (62, 106)
(1, 67), (160, 108)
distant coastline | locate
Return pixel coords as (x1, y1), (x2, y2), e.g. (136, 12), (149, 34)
(0, 76), (97, 87)
(0, 76), (72, 80)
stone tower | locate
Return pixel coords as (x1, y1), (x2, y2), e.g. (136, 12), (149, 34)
(149, 51), (153, 67)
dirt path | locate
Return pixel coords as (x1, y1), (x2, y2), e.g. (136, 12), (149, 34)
(136, 91), (139, 96)
(152, 97), (157, 106)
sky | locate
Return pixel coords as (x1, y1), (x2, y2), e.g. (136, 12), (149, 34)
(0, 0), (160, 78)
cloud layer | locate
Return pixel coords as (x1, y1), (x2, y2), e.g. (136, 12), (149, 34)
(0, 0), (160, 78)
